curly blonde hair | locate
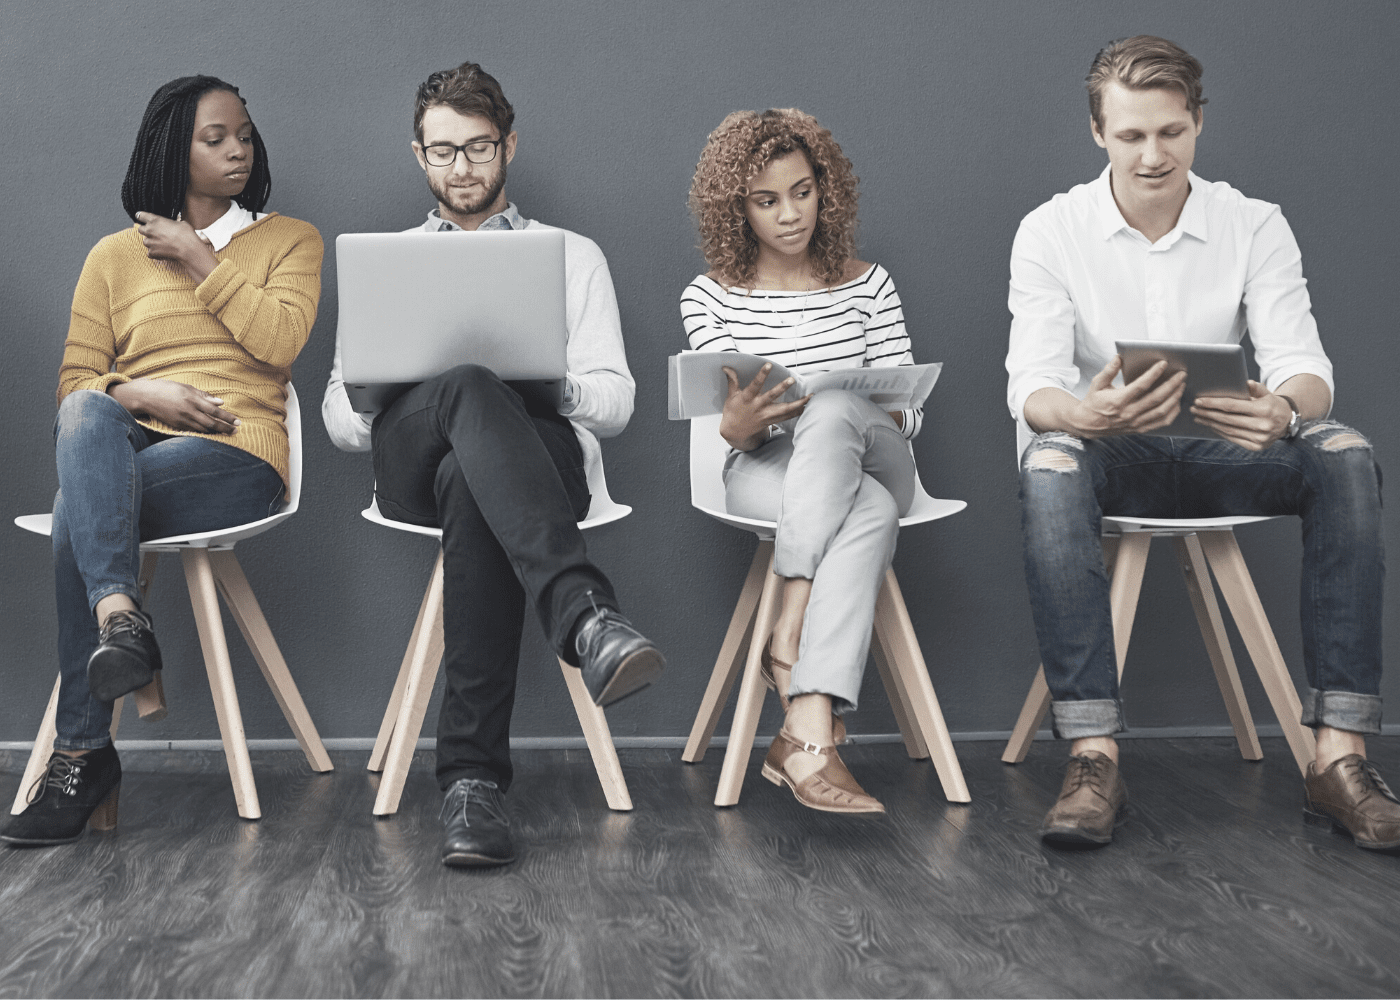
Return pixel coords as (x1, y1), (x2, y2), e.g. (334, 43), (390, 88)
(688, 108), (858, 288)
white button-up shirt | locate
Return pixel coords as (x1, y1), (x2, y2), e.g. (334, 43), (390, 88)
(1005, 165), (1334, 459)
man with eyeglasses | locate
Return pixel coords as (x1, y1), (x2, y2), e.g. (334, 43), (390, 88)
(323, 60), (664, 868)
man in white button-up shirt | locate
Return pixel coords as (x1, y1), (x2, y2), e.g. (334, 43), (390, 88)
(1006, 36), (1395, 851)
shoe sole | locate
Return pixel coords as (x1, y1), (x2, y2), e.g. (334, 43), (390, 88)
(88, 648), (157, 703)
(592, 646), (664, 708)
(442, 849), (516, 868)
(761, 763), (886, 815)
(1040, 806), (1127, 847)
(1304, 804), (1400, 851)
(0, 830), (86, 847)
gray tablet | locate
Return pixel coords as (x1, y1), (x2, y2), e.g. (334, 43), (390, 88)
(1115, 340), (1249, 440)
(336, 229), (568, 417)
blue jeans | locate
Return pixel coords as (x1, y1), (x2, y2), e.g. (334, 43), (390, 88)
(1020, 421), (1384, 739)
(51, 390), (285, 750)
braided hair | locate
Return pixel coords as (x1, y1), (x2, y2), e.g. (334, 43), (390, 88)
(120, 75), (271, 222)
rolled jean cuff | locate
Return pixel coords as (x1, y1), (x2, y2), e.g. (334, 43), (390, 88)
(85, 583), (142, 617)
(53, 735), (113, 752)
(1299, 688), (1382, 735)
(1050, 698), (1126, 740)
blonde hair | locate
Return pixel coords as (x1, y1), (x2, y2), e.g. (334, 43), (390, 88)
(1087, 35), (1206, 130)
(688, 108), (858, 288)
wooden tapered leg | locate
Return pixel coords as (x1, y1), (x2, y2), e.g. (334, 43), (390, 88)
(369, 562), (441, 772)
(873, 569), (969, 803)
(207, 549), (333, 772)
(683, 542), (772, 763)
(714, 561), (784, 807)
(559, 659), (633, 811)
(12, 676), (61, 815)
(132, 552), (167, 721)
(1002, 666), (1051, 764)
(182, 548), (261, 820)
(1107, 532), (1152, 681)
(1196, 531), (1315, 775)
(1174, 534), (1263, 761)
(373, 552), (447, 816)
(1003, 535), (1124, 764)
(871, 622), (928, 759)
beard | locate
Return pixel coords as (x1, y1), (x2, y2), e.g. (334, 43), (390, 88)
(426, 162), (508, 220)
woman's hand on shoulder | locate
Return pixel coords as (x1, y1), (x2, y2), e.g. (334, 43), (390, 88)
(133, 212), (220, 284)
(109, 379), (240, 434)
(719, 363), (809, 451)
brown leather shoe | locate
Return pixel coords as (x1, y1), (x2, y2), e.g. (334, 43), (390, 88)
(761, 729), (884, 814)
(1040, 752), (1127, 847)
(760, 640), (846, 745)
(1304, 755), (1400, 851)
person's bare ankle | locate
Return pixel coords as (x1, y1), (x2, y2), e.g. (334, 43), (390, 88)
(1070, 736), (1118, 763)
(56, 749), (89, 758)
(1314, 726), (1365, 772)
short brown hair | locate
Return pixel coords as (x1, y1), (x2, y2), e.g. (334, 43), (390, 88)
(1087, 35), (1206, 131)
(413, 61), (514, 142)
(688, 108), (858, 289)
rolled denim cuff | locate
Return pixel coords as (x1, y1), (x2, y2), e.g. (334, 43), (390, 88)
(1050, 698), (1126, 740)
(52, 735), (114, 752)
(1299, 688), (1382, 735)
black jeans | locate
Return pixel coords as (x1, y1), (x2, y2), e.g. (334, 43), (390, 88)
(372, 364), (616, 792)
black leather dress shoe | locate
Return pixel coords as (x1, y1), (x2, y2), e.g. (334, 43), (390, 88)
(440, 778), (515, 867)
(88, 609), (162, 702)
(573, 604), (664, 707)
(0, 743), (122, 846)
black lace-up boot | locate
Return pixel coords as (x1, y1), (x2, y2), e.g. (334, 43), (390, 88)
(88, 609), (162, 702)
(0, 743), (122, 846)
(440, 778), (514, 867)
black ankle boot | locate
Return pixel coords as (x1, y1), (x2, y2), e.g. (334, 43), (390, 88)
(0, 743), (122, 846)
(88, 609), (162, 702)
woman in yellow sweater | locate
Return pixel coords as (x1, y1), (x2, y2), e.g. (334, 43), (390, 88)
(1, 76), (322, 847)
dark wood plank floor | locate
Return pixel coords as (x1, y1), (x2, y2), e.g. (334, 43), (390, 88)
(0, 737), (1397, 998)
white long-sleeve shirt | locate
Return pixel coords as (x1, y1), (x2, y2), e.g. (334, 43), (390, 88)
(322, 203), (635, 476)
(1006, 166), (1334, 460)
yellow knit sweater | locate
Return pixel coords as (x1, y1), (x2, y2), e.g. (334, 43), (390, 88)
(59, 213), (323, 491)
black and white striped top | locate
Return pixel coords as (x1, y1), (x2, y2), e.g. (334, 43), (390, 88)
(679, 263), (921, 438)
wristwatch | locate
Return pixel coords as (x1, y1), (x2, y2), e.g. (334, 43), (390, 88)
(1278, 394), (1302, 439)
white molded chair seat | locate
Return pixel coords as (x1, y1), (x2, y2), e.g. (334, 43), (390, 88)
(1002, 512), (1317, 774)
(681, 413), (971, 805)
(11, 384), (333, 823)
(361, 446), (635, 815)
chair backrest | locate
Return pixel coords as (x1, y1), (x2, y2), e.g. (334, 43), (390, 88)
(688, 412), (965, 532)
(281, 382), (302, 515)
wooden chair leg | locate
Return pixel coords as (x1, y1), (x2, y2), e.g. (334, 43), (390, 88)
(871, 622), (928, 759)
(559, 659), (633, 811)
(1174, 534), (1263, 761)
(182, 548), (261, 820)
(873, 569), (969, 803)
(714, 560), (784, 807)
(1107, 532), (1152, 681)
(207, 549), (333, 773)
(12, 676), (61, 815)
(1002, 666), (1051, 764)
(1196, 531), (1316, 775)
(373, 552), (447, 816)
(132, 552), (167, 721)
(1003, 535), (1124, 764)
(369, 555), (442, 772)
(683, 541), (772, 763)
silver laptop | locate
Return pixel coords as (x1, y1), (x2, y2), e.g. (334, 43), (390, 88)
(336, 229), (567, 416)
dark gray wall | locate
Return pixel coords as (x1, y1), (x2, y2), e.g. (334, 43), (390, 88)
(3, 0), (1397, 746)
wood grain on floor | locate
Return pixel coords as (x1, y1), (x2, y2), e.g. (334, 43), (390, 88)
(0, 737), (1397, 999)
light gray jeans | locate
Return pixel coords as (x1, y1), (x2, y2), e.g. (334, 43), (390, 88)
(723, 390), (916, 713)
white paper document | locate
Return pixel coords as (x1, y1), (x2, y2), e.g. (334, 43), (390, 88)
(667, 351), (941, 420)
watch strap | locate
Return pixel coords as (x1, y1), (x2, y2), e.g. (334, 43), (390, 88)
(1278, 394), (1301, 438)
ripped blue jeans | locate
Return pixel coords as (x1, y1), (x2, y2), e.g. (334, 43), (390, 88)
(1020, 422), (1384, 739)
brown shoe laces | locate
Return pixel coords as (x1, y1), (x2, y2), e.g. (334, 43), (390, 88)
(1343, 757), (1400, 806)
(1064, 753), (1114, 796)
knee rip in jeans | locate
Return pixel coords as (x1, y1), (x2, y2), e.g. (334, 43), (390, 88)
(1024, 434), (1083, 473)
(1301, 421), (1370, 453)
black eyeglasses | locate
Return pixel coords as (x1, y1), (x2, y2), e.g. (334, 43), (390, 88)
(421, 139), (502, 167)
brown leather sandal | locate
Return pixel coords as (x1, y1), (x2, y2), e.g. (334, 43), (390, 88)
(761, 729), (884, 814)
(761, 640), (847, 744)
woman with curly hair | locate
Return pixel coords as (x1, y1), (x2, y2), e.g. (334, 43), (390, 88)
(681, 108), (926, 815)
(0, 76), (321, 847)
